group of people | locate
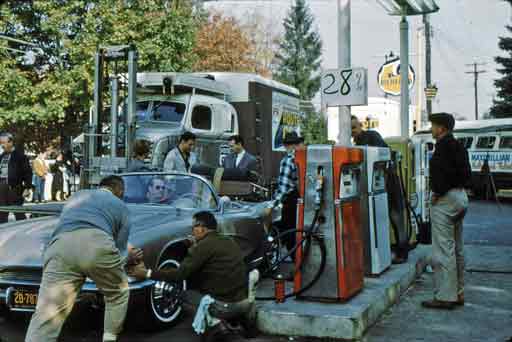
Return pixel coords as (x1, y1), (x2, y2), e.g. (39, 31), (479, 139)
(2, 112), (472, 342)
(32, 150), (76, 203)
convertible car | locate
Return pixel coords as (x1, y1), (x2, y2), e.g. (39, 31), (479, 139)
(0, 172), (273, 329)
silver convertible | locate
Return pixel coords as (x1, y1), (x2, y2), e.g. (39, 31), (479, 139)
(0, 172), (272, 329)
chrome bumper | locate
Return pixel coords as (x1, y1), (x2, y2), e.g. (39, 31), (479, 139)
(0, 279), (154, 313)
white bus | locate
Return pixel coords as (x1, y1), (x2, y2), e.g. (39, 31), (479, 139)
(413, 118), (512, 194)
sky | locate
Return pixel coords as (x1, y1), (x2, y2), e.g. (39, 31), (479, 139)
(204, 0), (512, 120)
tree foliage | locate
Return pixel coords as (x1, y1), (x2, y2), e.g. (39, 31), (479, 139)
(192, 12), (259, 73)
(491, 2), (512, 118)
(300, 103), (329, 144)
(0, 0), (200, 152)
(274, 0), (322, 101)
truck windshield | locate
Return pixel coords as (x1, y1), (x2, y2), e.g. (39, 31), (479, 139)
(136, 101), (185, 123)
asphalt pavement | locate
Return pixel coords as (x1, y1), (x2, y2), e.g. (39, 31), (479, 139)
(0, 199), (511, 342)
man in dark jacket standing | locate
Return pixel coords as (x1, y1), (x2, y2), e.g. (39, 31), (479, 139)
(222, 135), (258, 173)
(422, 113), (471, 310)
(0, 132), (32, 223)
(351, 115), (388, 147)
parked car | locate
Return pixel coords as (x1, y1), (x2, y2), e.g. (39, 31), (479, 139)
(0, 172), (272, 329)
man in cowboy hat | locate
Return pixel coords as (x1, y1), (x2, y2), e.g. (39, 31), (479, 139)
(267, 131), (302, 256)
(422, 112), (471, 310)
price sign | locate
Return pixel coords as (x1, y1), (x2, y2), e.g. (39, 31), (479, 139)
(321, 67), (368, 107)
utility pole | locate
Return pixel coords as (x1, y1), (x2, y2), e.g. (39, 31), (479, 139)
(465, 62), (487, 120)
(337, 0), (351, 145)
(423, 14), (432, 118)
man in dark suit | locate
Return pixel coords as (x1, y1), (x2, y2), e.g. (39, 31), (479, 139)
(0, 132), (32, 223)
(222, 135), (258, 173)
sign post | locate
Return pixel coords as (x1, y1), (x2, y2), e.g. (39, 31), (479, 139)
(321, 67), (368, 144)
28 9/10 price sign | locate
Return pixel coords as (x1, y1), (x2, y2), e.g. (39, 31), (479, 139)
(321, 67), (368, 107)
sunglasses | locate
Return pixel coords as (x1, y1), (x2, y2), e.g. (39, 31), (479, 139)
(153, 185), (165, 190)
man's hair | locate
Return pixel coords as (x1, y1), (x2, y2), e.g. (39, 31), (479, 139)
(149, 176), (166, 188)
(179, 131), (196, 143)
(351, 115), (359, 121)
(193, 211), (217, 230)
(0, 132), (14, 142)
(99, 175), (124, 192)
(133, 140), (150, 157)
(228, 135), (244, 146)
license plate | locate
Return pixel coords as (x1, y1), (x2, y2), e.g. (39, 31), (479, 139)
(8, 288), (38, 310)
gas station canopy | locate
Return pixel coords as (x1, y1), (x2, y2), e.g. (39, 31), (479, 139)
(376, 0), (439, 16)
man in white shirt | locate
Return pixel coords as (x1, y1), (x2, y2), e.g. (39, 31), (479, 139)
(222, 135), (257, 172)
(163, 132), (198, 173)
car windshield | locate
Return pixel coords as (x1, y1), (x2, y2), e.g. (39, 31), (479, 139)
(121, 173), (217, 209)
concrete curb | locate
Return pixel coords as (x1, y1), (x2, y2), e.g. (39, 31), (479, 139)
(256, 245), (430, 340)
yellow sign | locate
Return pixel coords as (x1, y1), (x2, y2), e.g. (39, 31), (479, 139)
(377, 58), (415, 96)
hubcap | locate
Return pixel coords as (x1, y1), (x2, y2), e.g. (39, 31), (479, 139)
(150, 259), (186, 323)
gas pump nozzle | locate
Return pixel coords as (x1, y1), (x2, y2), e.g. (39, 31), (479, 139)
(314, 167), (324, 210)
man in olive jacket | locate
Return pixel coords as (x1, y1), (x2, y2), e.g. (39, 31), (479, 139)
(130, 211), (247, 302)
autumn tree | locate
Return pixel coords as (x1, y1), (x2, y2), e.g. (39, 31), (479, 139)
(193, 12), (258, 72)
(0, 0), (200, 152)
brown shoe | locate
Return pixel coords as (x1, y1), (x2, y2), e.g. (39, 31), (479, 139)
(456, 293), (464, 306)
(421, 299), (457, 310)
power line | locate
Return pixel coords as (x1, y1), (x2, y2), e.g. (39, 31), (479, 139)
(465, 62), (487, 120)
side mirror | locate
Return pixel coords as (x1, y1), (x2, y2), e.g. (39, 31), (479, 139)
(219, 195), (231, 214)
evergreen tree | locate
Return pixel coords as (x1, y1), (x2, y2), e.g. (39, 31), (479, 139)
(490, 0), (512, 118)
(275, 0), (322, 101)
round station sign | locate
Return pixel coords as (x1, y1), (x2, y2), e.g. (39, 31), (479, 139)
(377, 58), (415, 96)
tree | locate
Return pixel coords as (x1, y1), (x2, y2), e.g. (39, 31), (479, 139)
(300, 104), (329, 145)
(192, 12), (259, 72)
(274, 0), (322, 101)
(490, 0), (512, 118)
(0, 0), (200, 152)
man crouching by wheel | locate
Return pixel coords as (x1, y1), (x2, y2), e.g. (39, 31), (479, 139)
(129, 211), (258, 341)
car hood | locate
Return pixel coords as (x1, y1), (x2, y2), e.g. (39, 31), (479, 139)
(0, 205), (193, 270)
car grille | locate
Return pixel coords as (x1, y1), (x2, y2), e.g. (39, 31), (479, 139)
(0, 270), (42, 283)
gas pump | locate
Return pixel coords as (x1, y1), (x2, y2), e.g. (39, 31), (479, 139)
(293, 145), (364, 301)
(414, 140), (434, 244)
(359, 147), (392, 276)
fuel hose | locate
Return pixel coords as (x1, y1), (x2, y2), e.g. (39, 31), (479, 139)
(256, 209), (328, 301)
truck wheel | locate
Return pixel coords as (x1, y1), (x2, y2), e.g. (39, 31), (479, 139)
(130, 258), (186, 331)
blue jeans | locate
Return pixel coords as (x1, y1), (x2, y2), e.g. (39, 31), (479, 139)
(33, 175), (45, 202)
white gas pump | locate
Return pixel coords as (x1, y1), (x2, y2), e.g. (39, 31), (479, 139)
(359, 147), (392, 275)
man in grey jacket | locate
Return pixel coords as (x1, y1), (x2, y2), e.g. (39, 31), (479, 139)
(25, 175), (142, 342)
(222, 135), (258, 172)
(163, 131), (198, 173)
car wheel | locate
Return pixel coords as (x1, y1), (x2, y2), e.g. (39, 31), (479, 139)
(130, 258), (186, 331)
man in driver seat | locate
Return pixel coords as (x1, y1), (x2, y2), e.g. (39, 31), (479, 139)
(146, 177), (170, 204)
(130, 211), (254, 338)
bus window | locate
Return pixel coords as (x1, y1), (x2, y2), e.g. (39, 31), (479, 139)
(476, 136), (496, 149)
(499, 136), (512, 149)
(457, 137), (473, 149)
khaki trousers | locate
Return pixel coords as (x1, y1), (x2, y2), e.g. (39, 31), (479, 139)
(25, 229), (129, 342)
(430, 189), (468, 302)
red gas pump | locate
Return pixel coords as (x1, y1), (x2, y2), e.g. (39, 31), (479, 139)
(293, 145), (365, 301)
